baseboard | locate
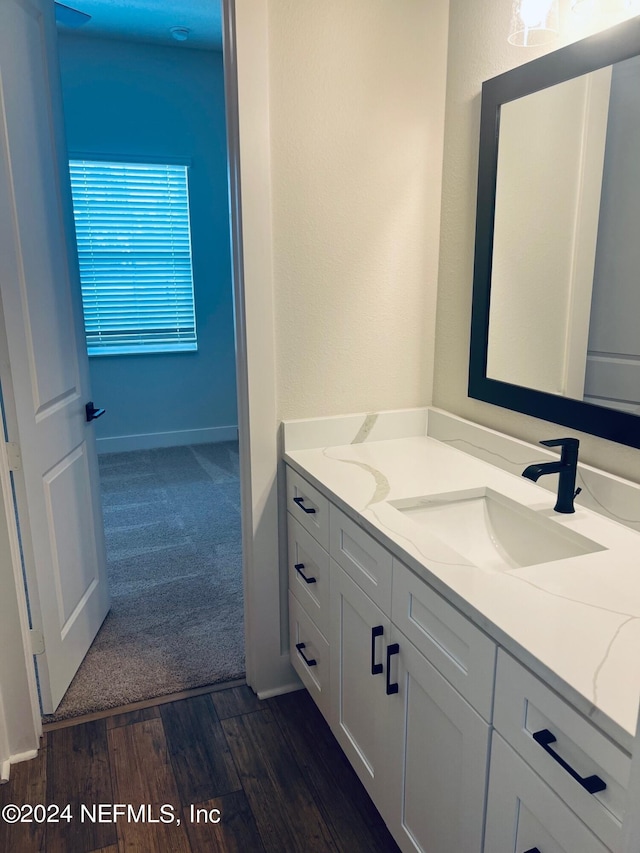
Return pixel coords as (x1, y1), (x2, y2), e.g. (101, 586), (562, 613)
(256, 681), (304, 701)
(10, 748), (38, 765)
(96, 425), (238, 454)
(1, 747), (39, 782)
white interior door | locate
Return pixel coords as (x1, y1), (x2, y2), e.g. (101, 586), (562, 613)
(0, 685), (10, 781)
(584, 56), (640, 414)
(0, 0), (109, 714)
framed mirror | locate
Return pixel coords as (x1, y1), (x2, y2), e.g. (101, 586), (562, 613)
(469, 16), (640, 449)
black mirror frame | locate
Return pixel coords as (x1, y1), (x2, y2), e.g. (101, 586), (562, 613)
(469, 16), (640, 450)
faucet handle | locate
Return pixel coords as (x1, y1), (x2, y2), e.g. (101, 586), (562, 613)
(540, 437), (579, 450)
(540, 437), (579, 465)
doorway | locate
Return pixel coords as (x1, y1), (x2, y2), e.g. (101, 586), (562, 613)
(0, 0), (289, 764)
(43, 21), (244, 720)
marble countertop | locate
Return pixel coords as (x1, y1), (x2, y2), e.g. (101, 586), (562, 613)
(284, 432), (640, 752)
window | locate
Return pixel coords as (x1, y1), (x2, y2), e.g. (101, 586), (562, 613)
(69, 160), (197, 356)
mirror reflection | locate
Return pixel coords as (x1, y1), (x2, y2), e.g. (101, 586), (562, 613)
(487, 53), (640, 415)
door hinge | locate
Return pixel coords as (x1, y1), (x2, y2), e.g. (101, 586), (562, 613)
(30, 629), (45, 656)
(5, 442), (22, 472)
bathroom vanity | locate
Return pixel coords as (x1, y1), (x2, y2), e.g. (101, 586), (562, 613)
(283, 408), (640, 853)
(278, 17), (640, 852)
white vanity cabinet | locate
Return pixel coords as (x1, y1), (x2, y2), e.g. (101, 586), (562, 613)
(285, 465), (630, 853)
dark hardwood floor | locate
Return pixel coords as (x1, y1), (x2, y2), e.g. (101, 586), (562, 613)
(0, 685), (400, 852)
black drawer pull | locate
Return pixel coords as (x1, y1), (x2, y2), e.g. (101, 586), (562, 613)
(532, 729), (606, 794)
(524, 848), (541, 853)
(371, 625), (383, 675)
(294, 563), (316, 584)
(386, 643), (399, 694)
(295, 642), (317, 667)
(293, 496), (316, 514)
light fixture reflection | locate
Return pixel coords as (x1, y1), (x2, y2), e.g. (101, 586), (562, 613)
(572, 0), (640, 13)
(570, 0), (597, 13)
(509, 0), (560, 46)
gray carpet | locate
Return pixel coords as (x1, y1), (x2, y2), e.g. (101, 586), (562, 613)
(44, 442), (244, 722)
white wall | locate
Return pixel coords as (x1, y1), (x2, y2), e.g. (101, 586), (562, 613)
(58, 36), (237, 452)
(227, 0), (450, 695)
(228, 0), (297, 695)
(268, 0), (449, 421)
(433, 1), (640, 483)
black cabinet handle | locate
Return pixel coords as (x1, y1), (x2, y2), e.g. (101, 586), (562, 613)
(295, 642), (317, 667)
(371, 625), (383, 675)
(85, 401), (106, 422)
(532, 729), (606, 794)
(524, 848), (541, 853)
(294, 563), (316, 584)
(386, 643), (399, 694)
(293, 496), (316, 514)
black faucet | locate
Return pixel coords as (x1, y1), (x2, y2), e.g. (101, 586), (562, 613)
(522, 438), (581, 514)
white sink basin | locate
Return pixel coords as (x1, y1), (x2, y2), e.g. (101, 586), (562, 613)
(388, 487), (605, 571)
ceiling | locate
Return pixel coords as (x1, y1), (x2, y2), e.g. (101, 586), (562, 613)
(55, 0), (223, 51)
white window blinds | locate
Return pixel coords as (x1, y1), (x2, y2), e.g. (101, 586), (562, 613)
(69, 160), (197, 356)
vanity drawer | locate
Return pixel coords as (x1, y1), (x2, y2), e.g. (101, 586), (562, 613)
(329, 504), (392, 613)
(485, 732), (609, 853)
(494, 650), (629, 851)
(289, 591), (330, 718)
(392, 559), (496, 720)
(288, 516), (330, 637)
(286, 466), (329, 550)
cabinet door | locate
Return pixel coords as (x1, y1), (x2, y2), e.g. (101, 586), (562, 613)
(385, 628), (490, 853)
(329, 561), (392, 805)
(485, 733), (610, 853)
